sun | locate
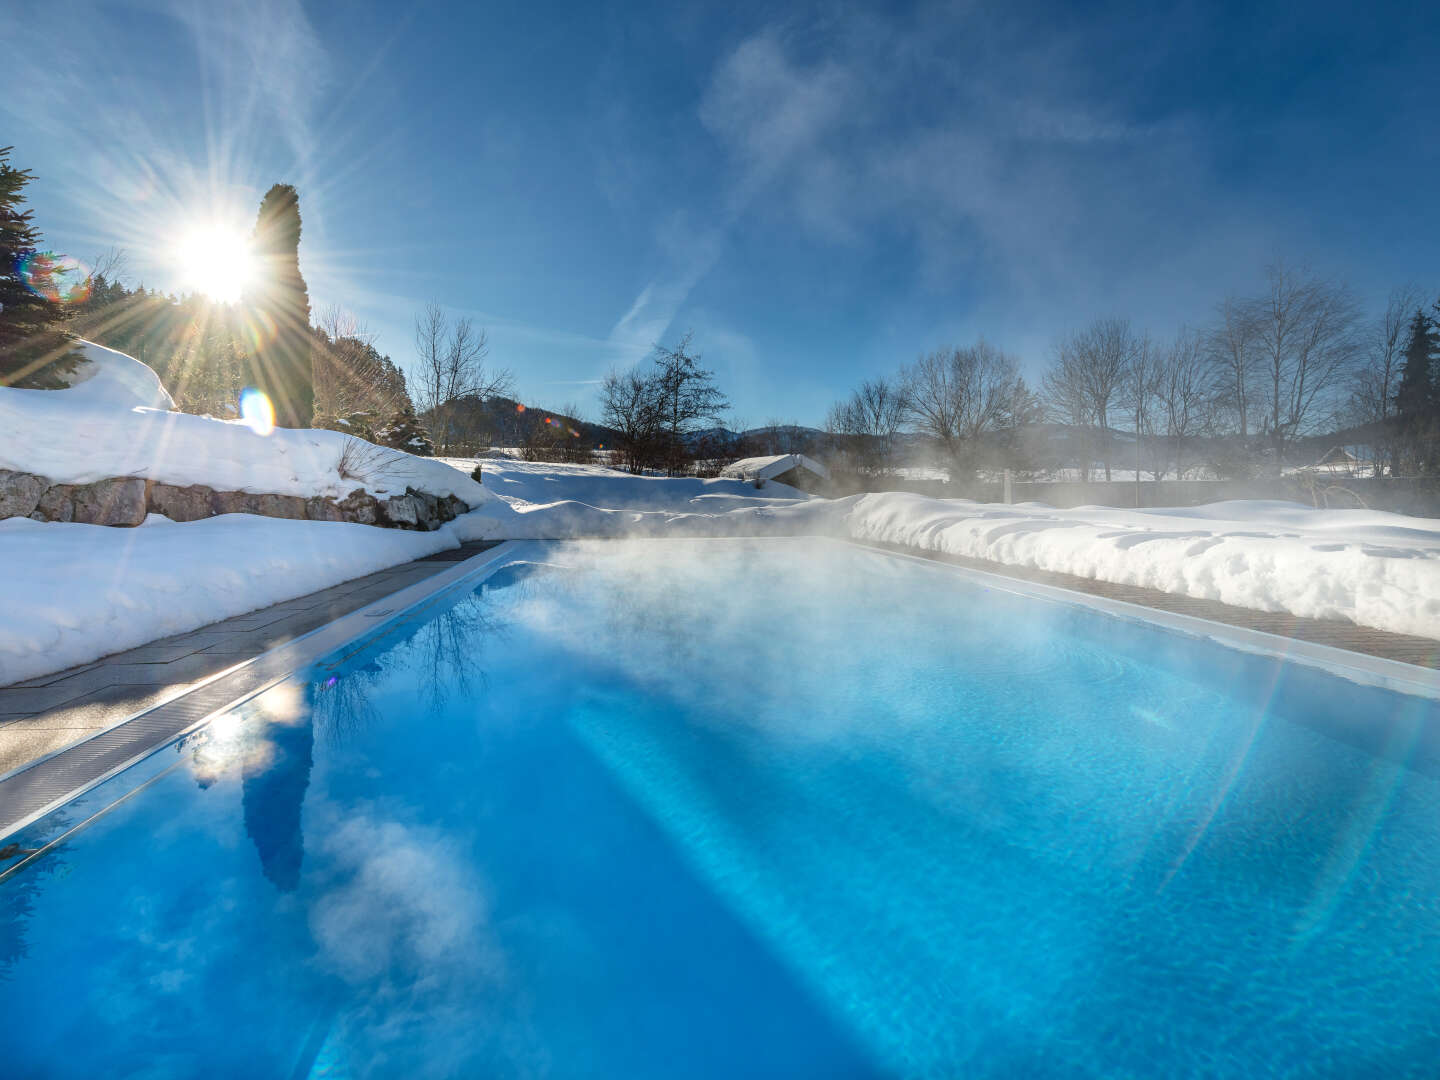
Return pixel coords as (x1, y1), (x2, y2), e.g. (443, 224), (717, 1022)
(175, 222), (256, 303)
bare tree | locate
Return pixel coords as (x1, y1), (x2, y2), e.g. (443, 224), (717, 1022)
(826, 376), (907, 475)
(651, 332), (729, 476)
(1042, 318), (1140, 480)
(1156, 328), (1214, 478)
(902, 340), (1036, 480)
(312, 304), (404, 426)
(1206, 296), (1257, 439)
(1121, 332), (1163, 479)
(599, 367), (663, 473)
(1349, 284), (1425, 474)
(1249, 262), (1361, 470)
(411, 301), (513, 455)
(316, 303), (375, 347)
(87, 246), (128, 285)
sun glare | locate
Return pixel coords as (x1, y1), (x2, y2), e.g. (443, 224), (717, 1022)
(176, 223), (255, 303)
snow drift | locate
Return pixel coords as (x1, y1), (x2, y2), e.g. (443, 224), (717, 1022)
(836, 493), (1440, 642)
(0, 514), (460, 684)
(0, 341), (488, 505)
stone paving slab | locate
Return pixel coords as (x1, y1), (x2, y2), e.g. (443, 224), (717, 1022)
(0, 541), (501, 776)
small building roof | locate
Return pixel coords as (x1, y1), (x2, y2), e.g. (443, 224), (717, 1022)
(720, 453), (830, 482)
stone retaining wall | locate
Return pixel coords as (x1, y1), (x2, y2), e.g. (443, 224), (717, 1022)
(0, 470), (468, 531)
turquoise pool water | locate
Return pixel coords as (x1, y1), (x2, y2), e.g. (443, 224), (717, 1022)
(3, 539), (1440, 1078)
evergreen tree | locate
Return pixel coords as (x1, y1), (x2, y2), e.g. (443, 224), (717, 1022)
(246, 184), (313, 427)
(0, 146), (72, 386)
(1393, 307), (1439, 473)
(1394, 309), (1436, 417)
(374, 401), (434, 456)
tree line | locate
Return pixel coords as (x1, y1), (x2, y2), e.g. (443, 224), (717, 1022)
(828, 262), (1440, 482)
(599, 332), (730, 475)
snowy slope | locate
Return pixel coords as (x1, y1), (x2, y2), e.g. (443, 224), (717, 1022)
(48, 339), (175, 409)
(1, 341), (488, 504)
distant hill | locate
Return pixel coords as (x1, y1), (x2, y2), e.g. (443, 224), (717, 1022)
(431, 399), (833, 458)
(685, 423), (829, 455)
(427, 395), (624, 453)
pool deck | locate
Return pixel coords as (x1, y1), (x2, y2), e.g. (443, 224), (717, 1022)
(1, 534), (1437, 837)
(0, 541), (502, 778)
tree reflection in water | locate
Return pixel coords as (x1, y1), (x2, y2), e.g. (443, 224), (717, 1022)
(2, 561), (527, 956)
(241, 706), (315, 893)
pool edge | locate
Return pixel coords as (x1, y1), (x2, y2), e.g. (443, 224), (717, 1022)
(841, 537), (1440, 699)
(0, 541), (526, 843)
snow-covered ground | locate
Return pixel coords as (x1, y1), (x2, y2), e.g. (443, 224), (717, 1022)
(0, 514), (458, 683)
(447, 457), (818, 539)
(838, 494), (1440, 641)
(1, 342), (485, 503)
(3, 344), (1439, 685)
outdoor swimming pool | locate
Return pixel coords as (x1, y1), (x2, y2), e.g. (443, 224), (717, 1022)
(3, 538), (1440, 1077)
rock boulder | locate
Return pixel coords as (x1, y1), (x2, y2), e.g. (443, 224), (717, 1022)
(70, 478), (147, 527)
(0, 470), (48, 519)
(148, 482), (213, 522)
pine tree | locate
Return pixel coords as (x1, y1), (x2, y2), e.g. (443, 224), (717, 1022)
(245, 184), (313, 427)
(0, 146), (72, 386)
(1393, 307), (1439, 474)
(374, 401), (435, 456)
(1394, 310), (1436, 416)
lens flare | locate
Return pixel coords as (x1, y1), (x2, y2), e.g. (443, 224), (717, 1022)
(240, 387), (276, 436)
(18, 252), (91, 304)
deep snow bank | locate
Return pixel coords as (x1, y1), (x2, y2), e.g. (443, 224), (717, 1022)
(0, 514), (464, 685)
(1, 341), (488, 505)
(838, 493), (1440, 641)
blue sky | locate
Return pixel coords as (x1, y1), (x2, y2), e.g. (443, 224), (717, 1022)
(4, 0), (1438, 425)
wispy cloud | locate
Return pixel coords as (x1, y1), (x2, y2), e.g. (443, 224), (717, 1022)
(607, 5), (1265, 363)
(609, 30), (855, 361)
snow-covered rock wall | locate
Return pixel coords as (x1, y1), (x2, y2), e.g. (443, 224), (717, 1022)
(0, 341), (487, 506)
